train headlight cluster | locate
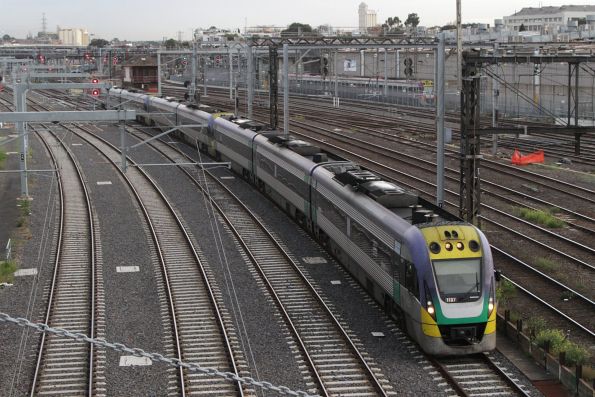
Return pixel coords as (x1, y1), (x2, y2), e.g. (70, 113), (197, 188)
(427, 301), (435, 315)
(430, 240), (470, 254)
(488, 297), (494, 313)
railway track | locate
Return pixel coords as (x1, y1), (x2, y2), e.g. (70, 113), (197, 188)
(431, 353), (531, 397)
(126, 122), (545, 397)
(169, 84), (595, 165)
(121, 125), (393, 396)
(60, 123), (247, 396)
(30, 125), (98, 396)
(5, 89), (248, 395)
(12, 88), (590, 394)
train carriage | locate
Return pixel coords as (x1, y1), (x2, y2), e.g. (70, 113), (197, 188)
(114, 88), (497, 355)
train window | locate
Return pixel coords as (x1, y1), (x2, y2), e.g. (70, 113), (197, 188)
(277, 167), (308, 199)
(378, 247), (391, 274)
(404, 261), (419, 296)
(392, 255), (401, 282)
(318, 193), (346, 232)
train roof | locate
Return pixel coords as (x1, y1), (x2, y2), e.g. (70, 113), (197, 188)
(262, 133), (346, 163)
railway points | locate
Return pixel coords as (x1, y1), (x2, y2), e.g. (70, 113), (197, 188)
(0, 30), (594, 397)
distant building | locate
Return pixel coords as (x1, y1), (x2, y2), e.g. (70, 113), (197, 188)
(121, 56), (158, 92)
(58, 27), (90, 46)
(197, 27), (234, 46)
(503, 5), (595, 33)
(244, 26), (284, 38)
(358, 2), (378, 34)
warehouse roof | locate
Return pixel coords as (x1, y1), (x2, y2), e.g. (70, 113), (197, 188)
(512, 5), (595, 16)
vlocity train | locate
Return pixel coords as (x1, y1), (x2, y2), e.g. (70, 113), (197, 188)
(112, 88), (497, 355)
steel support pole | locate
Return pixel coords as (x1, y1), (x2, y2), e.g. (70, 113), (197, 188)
(283, 44), (289, 135)
(574, 64), (579, 127)
(574, 63), (580, 155)
(334, 51), (339, 108)
(492, 43), (499, 155)
(157, 52), (162, 97)
(191, 43), (197, 102)
(202, 54), (207, 97)
(98, 48), (103, 76)
(384, 49), (388, 96)
(229, 48), (233, 100)
(120, 122), (127, 173)
(567, 63), (572, 126)
(396, 50), (400, 78)
(247, 46), (254, 119)
(456, 0), (462, 93)
(360, 50), (365, 77)
(15, 85), (28, 197)
(436, 34), (445, 208)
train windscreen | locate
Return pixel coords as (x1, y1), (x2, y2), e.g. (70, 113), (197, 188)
(432, 259), (482, 301)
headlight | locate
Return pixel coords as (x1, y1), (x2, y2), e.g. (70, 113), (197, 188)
(427, 305), (435, 315)
(488, 296), (494, 313)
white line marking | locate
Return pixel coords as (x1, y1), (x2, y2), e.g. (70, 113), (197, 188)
(371, 332), (385, 337)
(302, 257), (327, 264)
(72, 143), (83, 146)
(220, 176), (235, 180)
(96, 181), (112, 185)
(14, 268), (38, 277)
(330, 280), (342, 285)
(119, 356), (152, 366)
(116, 266), (140, 273)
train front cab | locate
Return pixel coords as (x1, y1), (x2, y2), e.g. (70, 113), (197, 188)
(409, 224), (496, 355)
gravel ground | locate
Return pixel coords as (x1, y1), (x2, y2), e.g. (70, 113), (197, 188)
(108, 125), (460, 396)
(198, 145), (546, 397)
(0, 137), (20, 252)
(60, 129), (171, 396)
(100, 127), (309, 394)
(0, 131), (60, 395)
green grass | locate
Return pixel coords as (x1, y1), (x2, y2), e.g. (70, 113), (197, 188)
(0, 260), (17, 283)
(526, 316), (547, 340)
(534, 257), (559, 272)
(16, 198), (31, 227)
(535, 329), (567, 354)
(535, 328), (591, 366)
(562, 341), (591, 367)
(496, 279), (516, 308)
(518, 207), (565, 228)
(0, 149), (6, 170)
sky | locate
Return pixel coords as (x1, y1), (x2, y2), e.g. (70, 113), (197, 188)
(1, 0), (594, 41)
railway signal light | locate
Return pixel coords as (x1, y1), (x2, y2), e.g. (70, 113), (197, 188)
(321, 56), (329, 78)
(91, 78), (100, 96)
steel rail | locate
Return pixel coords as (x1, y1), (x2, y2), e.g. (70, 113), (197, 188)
(29, 124), (96, 396)
(68, 123), (244, 396)
(127, 125), (389, 397)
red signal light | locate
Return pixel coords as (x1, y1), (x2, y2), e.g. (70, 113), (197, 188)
(92, 78), (99, 84)
(91, 89), (100, 96)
